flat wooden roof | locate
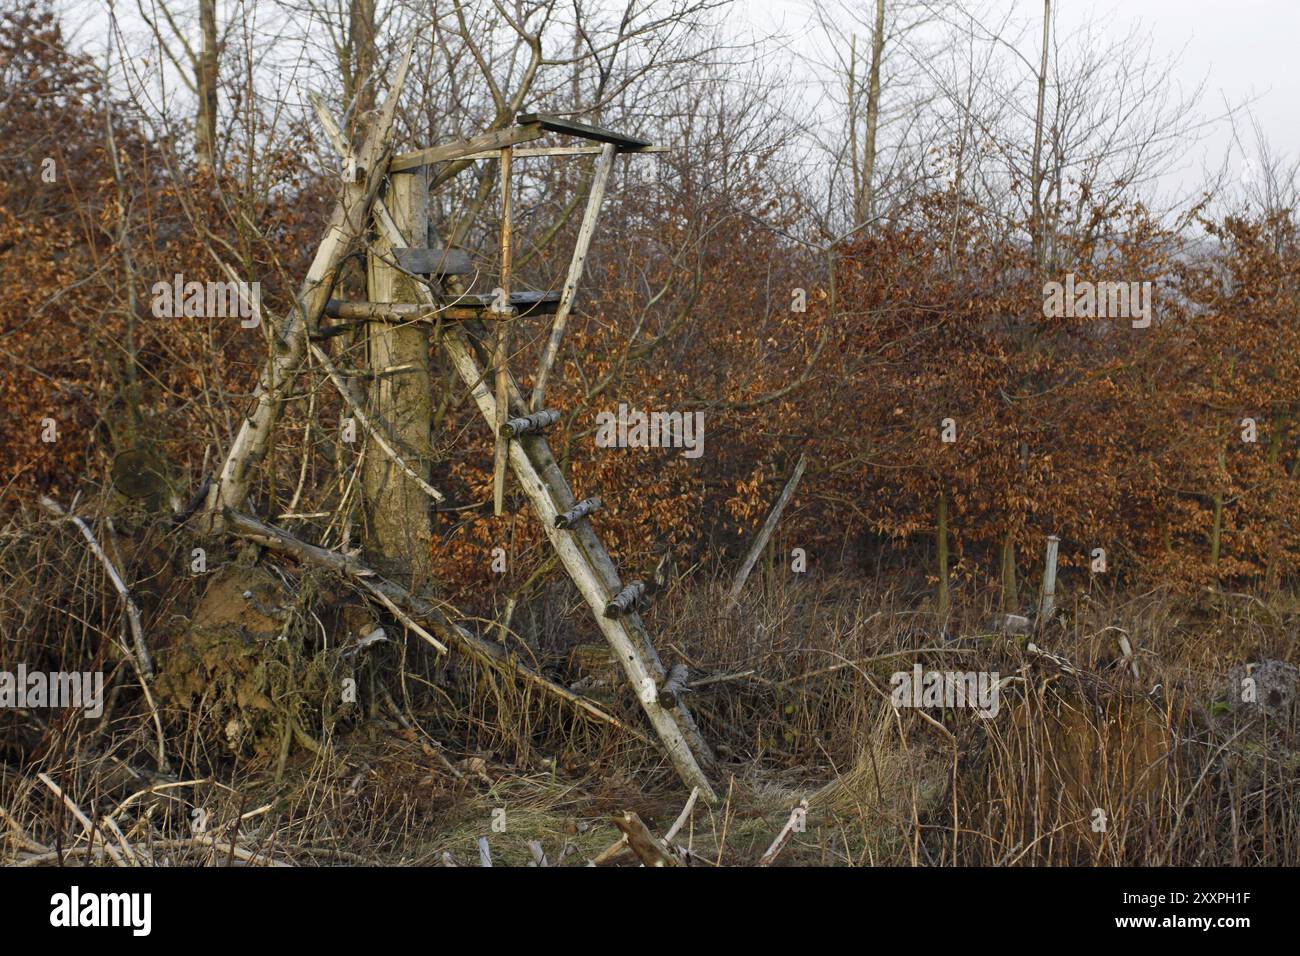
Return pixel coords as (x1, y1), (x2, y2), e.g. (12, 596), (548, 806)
(515, 113), (654, 150)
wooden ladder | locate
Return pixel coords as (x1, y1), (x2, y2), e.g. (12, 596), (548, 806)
(313, 107), (718, 801)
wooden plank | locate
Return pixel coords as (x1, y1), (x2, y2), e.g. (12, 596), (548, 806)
(516, 113), (652, 150)
(389, 123), (543, 172)
(531, 142), (617, 410)
(726, 453), (808, 610)
(393, 247), (472, 276)
(324, 292), (559, 324)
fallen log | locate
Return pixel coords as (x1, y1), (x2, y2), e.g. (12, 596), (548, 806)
(610, 811), (677, 867)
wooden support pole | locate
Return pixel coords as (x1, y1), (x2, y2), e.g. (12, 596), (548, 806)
(531, 142), (618, 411)
(1039, 534), (1060, 623)
(204, 42), (414, 524)
(493, 146), (513, 517)
(726, 453), (807, 610)
(362, 169), (435, 582)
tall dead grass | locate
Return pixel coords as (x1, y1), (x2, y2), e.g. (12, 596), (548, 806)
(1, 507), (1297, 865)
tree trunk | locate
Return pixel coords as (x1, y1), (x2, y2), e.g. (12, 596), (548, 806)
(936, 488), (950, 619)
(345, 0), (377, 142)
(856, 0), (886, 225)
(196, 0), (218, 169)
(1030, 0), (1050, 268)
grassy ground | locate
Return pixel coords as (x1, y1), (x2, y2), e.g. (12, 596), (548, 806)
(2, 509), (1298, 866)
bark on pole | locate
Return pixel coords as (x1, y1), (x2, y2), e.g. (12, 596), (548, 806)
(362, 170), (434, 583)
(203, 41), (414, 527)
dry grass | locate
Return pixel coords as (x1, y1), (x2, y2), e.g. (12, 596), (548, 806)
(2, 508), (1297, 866)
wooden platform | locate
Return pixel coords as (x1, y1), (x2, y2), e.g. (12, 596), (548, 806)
(317, 292), (562, 336)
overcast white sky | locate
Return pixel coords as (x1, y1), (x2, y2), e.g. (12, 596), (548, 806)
(747, 0), (1300, 203)
(63, 0), (1299, 208)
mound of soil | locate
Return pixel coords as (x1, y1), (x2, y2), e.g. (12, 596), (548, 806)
(155, 565), (351, 759)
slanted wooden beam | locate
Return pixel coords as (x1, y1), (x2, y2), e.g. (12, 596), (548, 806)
(531, 142), (618, 410)
(389, 123), (543, 172)
(726, 453), (808, 610)
(444, 331), (717, 799)
(456, 144), (667, 160)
